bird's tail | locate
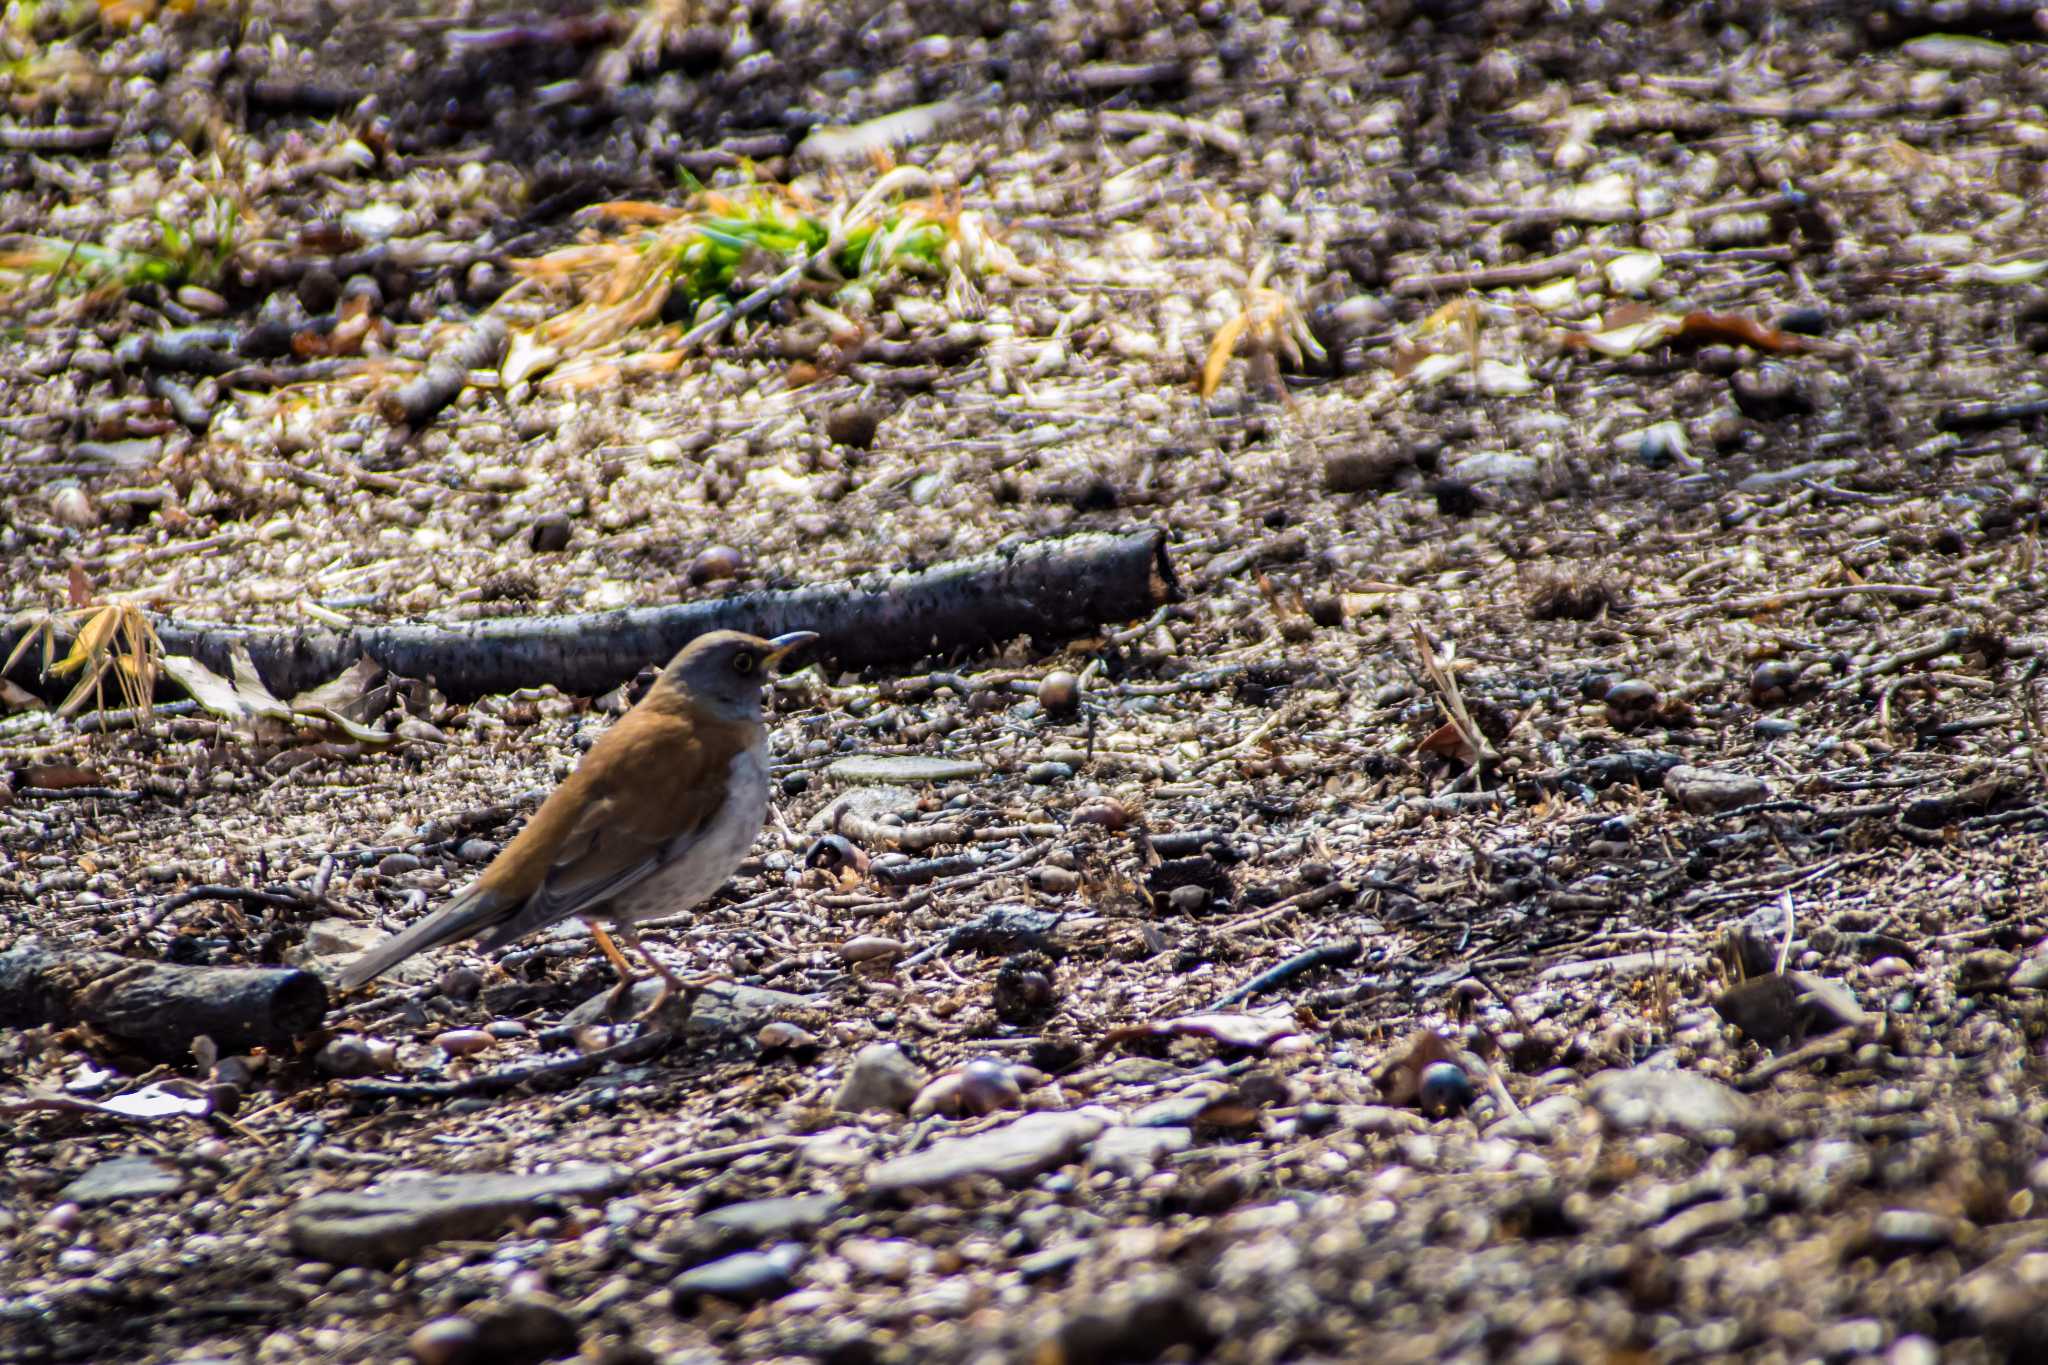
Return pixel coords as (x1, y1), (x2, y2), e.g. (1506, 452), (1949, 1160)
(333, 882), (509, 991)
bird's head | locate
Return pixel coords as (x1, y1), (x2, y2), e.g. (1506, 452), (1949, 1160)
(659, 629), (818, 718)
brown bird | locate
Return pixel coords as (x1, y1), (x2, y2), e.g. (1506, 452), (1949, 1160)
(336, 629), (817, 1014)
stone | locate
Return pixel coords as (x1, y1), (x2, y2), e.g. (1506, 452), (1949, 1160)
(528, 512), (573, 553)
(559, 979), (816, 1038)
(1588, 1069), (1759, 1146)
(696, 1194), (841, 1249)
(1663, 765), (1772, 814)
(833, 1043), (925, 1114)
(1086, 1126), (1191, 1176)
(57, 1157), (184, 1205)
(1714, 971), (1866, 1051)
(287, 1164), (627, 1266)
(406, 1316), (478, 1365)
(867, 1109), (1108, 1192)
(671, 1244), (803, 1308)
(826, 755), (987, 786)
(302, 917), (383, 959)
(468, 1292), (578, 1364)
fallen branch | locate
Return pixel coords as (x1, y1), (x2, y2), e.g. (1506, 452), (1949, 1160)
(4, 530), (1176, 703)
(1211, 937), (1364, 1009)
(381, 315), (509, 429)
(0, 941), (328, 1063)
(344, 1026), (676, 1101)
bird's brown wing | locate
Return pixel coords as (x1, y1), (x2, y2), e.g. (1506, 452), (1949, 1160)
(469, 704), (751, 949)
(336, 696), (752, 990)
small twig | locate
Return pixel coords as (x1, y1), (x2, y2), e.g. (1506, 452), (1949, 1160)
(1682, 583), (1948, 622)
(343, 1027), (677, 1102)
(1210, 937), (1363, 1009)
(1391, 247), (1593, 298)
(1774, 891), (1796, 976)
(1737, 1032), (1854, 1091)
(680, 255), (819, 351)
(635, 1133), (805, 1177)
(121, 885), (310, 950)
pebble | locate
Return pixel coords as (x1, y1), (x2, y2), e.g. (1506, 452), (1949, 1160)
(911, 1059), (1024, 1119)
(434, 1029), (494, 1058)
(317, 1034), (395, 1078)
(691, 1194), (841, 1250)
(757, 1020), (819, 1050)
(687, 545), (743, 585)
(1664, 765), (1772, 815)
(49, 484), (96, 528)
(406, 1316), (478, 1365)
(1086, 1125), (1192, 1176)
(1587, 1068), (1758, 1146)
(1416, 1062), (1474, 1117)
(1071, 796), (1129, 830)
(1032, 866), (1081, 893)
(826, 404), (881, 448)
(528, 513), (573, 553)
(1730, 361), (1813, 419)
(832, 1042), (925, 1114)
(466, 1293), (577, 1361)
(440, 966), (484, 1000)
(485, 1019), (527, 1039)
(839, 935), (906, 964)
(1026, 761), (1074, 785)
(377, 852), (423, 877)
(671, 1243), (803, 1308)
(1871, 1210), (1957, 1253)
(1038, 671), (1081, 715)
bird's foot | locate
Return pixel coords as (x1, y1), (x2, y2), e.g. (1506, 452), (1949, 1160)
(629, 972), (730, 1028)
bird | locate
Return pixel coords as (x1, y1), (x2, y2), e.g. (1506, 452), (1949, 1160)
(335, 629), (818, 1018)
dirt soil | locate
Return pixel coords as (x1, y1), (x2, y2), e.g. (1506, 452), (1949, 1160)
(8, 1), (2048, 1362)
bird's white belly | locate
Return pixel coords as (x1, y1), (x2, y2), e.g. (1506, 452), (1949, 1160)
(609, 743), (769, 925)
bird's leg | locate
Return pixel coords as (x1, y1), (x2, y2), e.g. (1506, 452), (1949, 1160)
(588, 921), (645, 1019)
(612, 922), (688, 1024)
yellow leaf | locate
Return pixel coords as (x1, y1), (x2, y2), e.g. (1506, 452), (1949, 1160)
(1200, 314), (1250, 399)
(53, 605), (121, 678)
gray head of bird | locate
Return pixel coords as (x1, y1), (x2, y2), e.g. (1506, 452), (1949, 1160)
(659, 629), (818, 718)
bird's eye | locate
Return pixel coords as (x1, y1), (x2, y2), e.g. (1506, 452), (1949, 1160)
(731, 652), (757, 675)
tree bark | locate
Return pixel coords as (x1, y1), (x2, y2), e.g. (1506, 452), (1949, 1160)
(5, 528), (1177, 702)
(0, 942), (329, 1063)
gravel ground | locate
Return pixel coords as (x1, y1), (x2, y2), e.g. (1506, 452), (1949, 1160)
(7, 1), (2048, 1362)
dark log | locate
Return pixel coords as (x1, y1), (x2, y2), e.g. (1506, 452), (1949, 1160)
(0, 942), (328, 1063)
(381, 315), (509, 428)
(4, 528), (1177, 702)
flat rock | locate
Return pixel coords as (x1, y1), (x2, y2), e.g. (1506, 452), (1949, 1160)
(1086, 1125), (1191, 1175)
(301, 917), (383, 960)
(827, 755), (987, 786)
(58, 1156), (185, 1205)
(667, 1194), (843, 1263)
(287, 1164), (627, 1266)
(1664, 764), (1772, 814)
(559, 979), (816, 1037)
(1588, 1069), (1760, 1146)
(868, 1110), (1109, 1192)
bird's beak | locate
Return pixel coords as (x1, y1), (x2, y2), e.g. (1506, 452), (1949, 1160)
(763, 631), (820, 670)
